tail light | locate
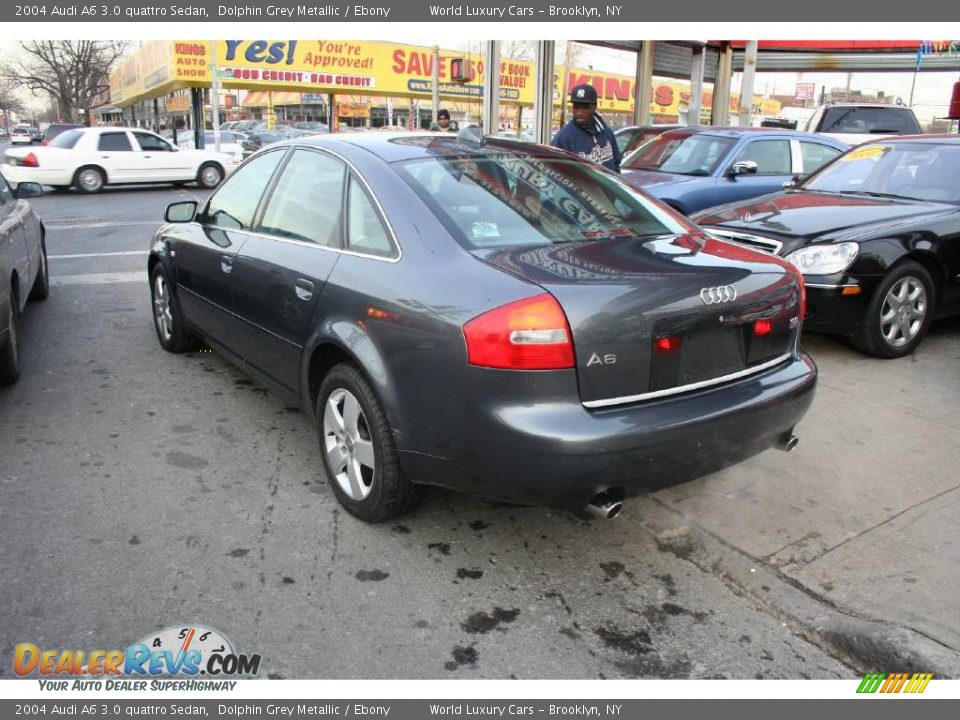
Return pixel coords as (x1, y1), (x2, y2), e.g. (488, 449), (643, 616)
(654, 336), (682, 352)
(794, 268), (807, 319)
(463, 294), (575, 370)
(20, 153), (39, 168)
(42, 139), (50, 146)
(753, 319), (773, 336)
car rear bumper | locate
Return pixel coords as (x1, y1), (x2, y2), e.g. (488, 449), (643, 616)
(0, 164), (74, 187)
(399, 353), (817, 507)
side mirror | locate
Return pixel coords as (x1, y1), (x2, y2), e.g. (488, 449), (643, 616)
(165, 200), (197, 223)
(728, 160), (759, 177)
(15, 182), (43, 199)
(782, 174), (805, 189)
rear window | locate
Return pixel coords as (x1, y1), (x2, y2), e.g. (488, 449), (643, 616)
(398, 154), (687, 250)
(51, 129), (83, 149)
(623, 132), (736, 176)
(819, 107), (921, 135)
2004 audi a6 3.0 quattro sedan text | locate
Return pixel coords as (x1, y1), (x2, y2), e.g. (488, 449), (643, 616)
(148, 132), (816, 522)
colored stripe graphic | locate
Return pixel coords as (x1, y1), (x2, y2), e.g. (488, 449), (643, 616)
(857, 673), (933, 694)
(857, 673), (886, 693)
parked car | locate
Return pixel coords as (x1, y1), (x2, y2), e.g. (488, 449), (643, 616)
(239, 127), (309, 155)
(176, 131), (245, 163)
(148, 132), (815, 522)
(620, 127), (848, 215)
(613, 124), (677, 156)
(293, 122), (330, 133)
(693, 136), (960, 358)
(0, 179), (48, 385)
(803, 103), (922, 146)
(10, 127), (38, 145)
(494, 130), (535, 142)
(0, 126), (241, 193)
(41, 122), (82, 146)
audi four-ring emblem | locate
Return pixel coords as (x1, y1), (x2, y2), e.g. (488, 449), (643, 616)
(699, 285), (737, 305)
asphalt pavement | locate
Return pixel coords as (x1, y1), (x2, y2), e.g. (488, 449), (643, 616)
(0, 182), (957, 679)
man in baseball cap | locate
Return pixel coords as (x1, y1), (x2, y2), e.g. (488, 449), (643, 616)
(551, 83), (621, 173)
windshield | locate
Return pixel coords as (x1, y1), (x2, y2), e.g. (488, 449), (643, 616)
(622, 132), (736, 175)
(803, 142), (960, 204)
(820, 106), (921, 135)
(398, 154), (689, 250)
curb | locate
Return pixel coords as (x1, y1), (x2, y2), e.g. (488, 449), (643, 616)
(633, 495), (960, 678)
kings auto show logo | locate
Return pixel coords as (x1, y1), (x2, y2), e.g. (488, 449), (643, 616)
(14, 625), (261, 691)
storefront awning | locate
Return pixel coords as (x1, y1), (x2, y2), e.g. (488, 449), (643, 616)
(241, 91), (315, 107)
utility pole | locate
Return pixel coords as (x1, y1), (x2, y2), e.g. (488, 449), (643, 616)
(432, 45), (440, 125)
(210, 40), (221, 151)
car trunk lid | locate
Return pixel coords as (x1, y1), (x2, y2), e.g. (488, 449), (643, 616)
(475, 234), (802, 406)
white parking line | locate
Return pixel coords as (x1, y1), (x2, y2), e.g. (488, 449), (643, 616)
(44, 221), (161, 230)
(49, 251), (149, 259)
(51, 272), (146, 286)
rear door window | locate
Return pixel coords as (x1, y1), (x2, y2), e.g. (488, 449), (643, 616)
(97, 132), (133, 151)
(346, 175), (395, 257)
(799, 142), (843, 174)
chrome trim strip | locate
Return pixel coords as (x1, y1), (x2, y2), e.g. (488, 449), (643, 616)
(706, 228), (784, 255)
(805, 283), (860, 289)
(582, 353), (793, 409)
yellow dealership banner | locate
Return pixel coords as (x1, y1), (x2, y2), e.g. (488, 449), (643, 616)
(111, 40), (779, 120)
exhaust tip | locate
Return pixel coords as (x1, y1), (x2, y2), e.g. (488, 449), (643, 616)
(777, 432), (799, 452)
(586, 493), (624, 520)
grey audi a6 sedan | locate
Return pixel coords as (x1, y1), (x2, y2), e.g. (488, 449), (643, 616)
(148, 132), (816, 522)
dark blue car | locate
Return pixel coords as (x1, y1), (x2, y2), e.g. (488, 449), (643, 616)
(621, 127), (849, 215)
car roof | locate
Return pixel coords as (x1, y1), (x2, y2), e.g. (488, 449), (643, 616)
(818, 103), (913, 109)
(271, 131), (585, 163)
(861, 134), (960, 145)
(658, 126), (842, 141)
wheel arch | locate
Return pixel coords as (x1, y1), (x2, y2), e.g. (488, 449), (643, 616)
(302, 329), (405, 443)
(898, 250), (947, 307)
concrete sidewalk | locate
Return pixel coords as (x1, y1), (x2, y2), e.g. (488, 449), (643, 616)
(640, 317), (960, 675)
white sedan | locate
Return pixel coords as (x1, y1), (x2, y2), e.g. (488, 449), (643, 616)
(1, 126), (241, 193)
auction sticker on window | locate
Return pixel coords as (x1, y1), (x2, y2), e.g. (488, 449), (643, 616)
(840, 144), (891, 162)
(12, 624), (260, 691)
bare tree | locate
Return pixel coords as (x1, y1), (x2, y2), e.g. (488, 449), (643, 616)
(1, 41), (128, 123)
(0, 78), (25, 131)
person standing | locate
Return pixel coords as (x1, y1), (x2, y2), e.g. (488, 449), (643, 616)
(551, 84), (621, 173)
(430, 109), (455, 132)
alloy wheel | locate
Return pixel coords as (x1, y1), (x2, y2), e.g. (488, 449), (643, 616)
(323, 388), (376, 501)
(78, 169), (103, 192)
(879, 276), (927, 348)
(153, 273), (173, 342)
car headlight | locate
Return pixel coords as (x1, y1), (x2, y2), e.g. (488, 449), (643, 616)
(785, 242), (859, 275)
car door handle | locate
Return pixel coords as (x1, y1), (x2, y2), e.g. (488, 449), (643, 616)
(221, 255), (233, 274)
(295, 278), (314, 301)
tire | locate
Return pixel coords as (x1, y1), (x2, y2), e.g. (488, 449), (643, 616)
(74, 166), (105, 194)
(851, 261), (935, 359)
(29, 236), (50, 301)
(316, 363), (424, 522)
(0, 286), (22, 386)
(150, 263), (197, 353)
(196, 163), (224, 189)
